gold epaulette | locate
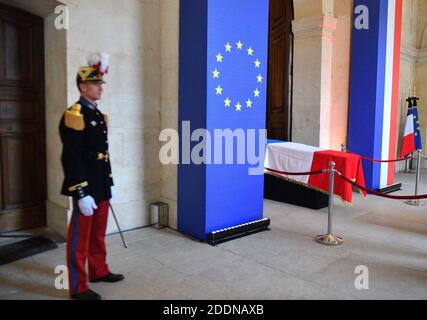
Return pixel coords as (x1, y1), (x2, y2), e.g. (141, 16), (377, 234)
(64, 104), (85, 131)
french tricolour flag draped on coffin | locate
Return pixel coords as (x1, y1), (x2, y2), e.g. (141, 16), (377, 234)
(348, 0), (403, 190)
(178, 0), (269, 241)
(265, 142), (366, 204)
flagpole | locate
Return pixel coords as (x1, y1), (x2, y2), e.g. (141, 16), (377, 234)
(405, 89), (425, 206)
(315, 161), (343, 246)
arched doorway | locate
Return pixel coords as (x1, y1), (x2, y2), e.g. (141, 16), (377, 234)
(267, 0), (294, 141)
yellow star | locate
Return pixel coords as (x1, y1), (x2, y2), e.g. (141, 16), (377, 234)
(254, 59), (261, 68)
(212, 69), (220, 78)
(225, 42), (232, 52)
(216, 53), (223, 63)
(224, 98), (231, 107)
(257, 74), (263, 83)
(254, 89), (260, 97)
(235, 102), (242, 111)
(246, 99), (253, 108)
(215, 85), (223, 95)
(247, 47), (254, 56)
(236, 41), (243, 50)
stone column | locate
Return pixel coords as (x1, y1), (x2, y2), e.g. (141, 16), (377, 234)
(160, 0), (179, 230)
(291, 15), (337, 148)
(416, 48), (427, 152)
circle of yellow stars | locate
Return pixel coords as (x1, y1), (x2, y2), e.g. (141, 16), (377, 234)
(414, 114), (421, 137)
(212, 40), (263, 112)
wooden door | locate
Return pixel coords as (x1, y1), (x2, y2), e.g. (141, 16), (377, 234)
(0, 4), (46, 232)
(267, 0), (294, 141)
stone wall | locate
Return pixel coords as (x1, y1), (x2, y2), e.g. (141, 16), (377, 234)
(18, 0), (164, 237)
(330, 0), (352, 151)
(159, 0), (179, 230)
(59, 0), (162, 235)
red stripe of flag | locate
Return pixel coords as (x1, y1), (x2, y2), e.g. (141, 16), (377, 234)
(401, 132), (416, 157)
(387, 0), (403, 186)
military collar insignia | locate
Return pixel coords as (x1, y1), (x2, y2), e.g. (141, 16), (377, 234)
(79, 97), (98, 111)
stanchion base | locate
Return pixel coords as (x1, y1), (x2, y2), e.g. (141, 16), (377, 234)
(377, 183), (402, 194)
(315, 234), (343, 246)
(404, 200), (426, 207)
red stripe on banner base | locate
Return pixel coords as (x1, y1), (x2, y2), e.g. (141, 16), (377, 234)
(387, 0), (403, 185)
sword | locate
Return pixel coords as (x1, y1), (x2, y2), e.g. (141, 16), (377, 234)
(109, 204), (128, 248)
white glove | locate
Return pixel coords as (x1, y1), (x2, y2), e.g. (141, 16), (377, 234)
(78, 196), (98, 216)
(109, 186), (114, 204)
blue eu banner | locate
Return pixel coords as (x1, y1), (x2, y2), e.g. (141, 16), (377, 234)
(178, 0), (269, 240)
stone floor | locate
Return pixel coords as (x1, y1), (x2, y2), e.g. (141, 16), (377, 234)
(1, 172), (427, 300)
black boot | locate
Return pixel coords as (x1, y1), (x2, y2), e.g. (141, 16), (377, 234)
(71, 289), (102, 300)
(90, 272), (125, 283)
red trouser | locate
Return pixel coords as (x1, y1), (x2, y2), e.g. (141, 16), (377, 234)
(66, 200), (110, 296)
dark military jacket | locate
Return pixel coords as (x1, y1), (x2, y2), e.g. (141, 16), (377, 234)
(59, 97), (113, 202)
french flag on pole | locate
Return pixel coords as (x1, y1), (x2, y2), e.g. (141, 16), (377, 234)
(401, 98), (422, 157)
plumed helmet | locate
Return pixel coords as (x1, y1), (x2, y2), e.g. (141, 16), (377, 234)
(76, 52), (109, 88)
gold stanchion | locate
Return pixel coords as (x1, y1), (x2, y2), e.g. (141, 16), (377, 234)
(405, 150), (425, 207)
(315, 161), (343, 246)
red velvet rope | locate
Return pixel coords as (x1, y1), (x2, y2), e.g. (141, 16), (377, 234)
(265, 168), (326, 176)
(346, 151), (413, 163)
(265, 167), (427, 200)
(336, 172), (427, 200)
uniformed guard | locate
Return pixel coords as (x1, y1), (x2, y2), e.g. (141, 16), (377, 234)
(59, 52), (124, 300)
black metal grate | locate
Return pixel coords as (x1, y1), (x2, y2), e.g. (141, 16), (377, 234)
(0, 236), (58, 266)
(207, 218), (271, 246)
